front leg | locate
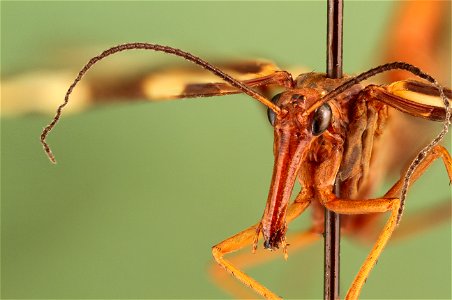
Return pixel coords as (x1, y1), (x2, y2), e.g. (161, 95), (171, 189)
(212, 190), (312, 299)
(320, 145), (452, 300)
(321, 193), (400, 300)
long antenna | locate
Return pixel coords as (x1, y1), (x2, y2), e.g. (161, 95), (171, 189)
(324, 0), (343, 299)
(39, 43), (280, 164)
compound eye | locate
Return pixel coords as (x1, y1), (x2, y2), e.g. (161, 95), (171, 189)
(311, 103), (332, 136)
(267, 93), (282, 126)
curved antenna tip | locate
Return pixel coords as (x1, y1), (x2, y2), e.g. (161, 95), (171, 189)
(40, 137), (57, 164)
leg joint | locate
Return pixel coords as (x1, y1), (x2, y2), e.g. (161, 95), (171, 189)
(212, 245), (222, 259)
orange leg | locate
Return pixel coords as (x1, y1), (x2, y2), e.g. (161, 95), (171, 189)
(385, 145), (452, 198)
(210, 228), (320, 299)
(348, 199), (451, 245)
(392, 200), (450, 242)
(322, 145), (452, 300)
(211, 145), (451, 299)
(322, 195), (400, 300)
(211, 190), (312, 299)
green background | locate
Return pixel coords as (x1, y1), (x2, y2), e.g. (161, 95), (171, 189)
(1, 1), (451, 299)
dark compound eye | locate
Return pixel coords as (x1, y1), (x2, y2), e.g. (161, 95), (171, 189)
(311, 103), (332, 136)
(267, 93), (282, 126)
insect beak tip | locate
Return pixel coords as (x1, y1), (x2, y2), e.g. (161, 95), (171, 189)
(263, 238), (281, 251)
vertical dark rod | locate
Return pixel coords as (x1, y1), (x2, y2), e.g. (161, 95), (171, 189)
(327, 0), (343, 78)
(325, 0), (343, 300)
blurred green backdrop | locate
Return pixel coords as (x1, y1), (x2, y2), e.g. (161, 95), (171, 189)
(1, 1), (451, 299)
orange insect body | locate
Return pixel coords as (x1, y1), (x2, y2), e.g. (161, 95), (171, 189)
(211, 71), (451, 300)
(38, 3), (451, 299)
(257, 74), (364, 250)
(40, 47), (451, 299)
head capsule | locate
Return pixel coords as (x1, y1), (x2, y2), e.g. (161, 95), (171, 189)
(267, 89), (333, 138)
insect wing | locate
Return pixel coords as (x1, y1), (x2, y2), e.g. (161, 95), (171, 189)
(1, 60), (293, 116)
(371, 80), (452, 121)
(142, 60), (294, 99)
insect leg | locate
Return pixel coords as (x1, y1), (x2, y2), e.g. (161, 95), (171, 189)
(210, 228), (320, 299)
(385, 145), (452, 197)
(211, 191), (312, 299)
(322, 196), (399, 300)
(351, 200), (451, 244)
(321, 145), (451, 300)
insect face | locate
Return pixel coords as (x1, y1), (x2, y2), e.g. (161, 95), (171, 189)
(260, 88), (333, 250)
(269, 88), (333, 138)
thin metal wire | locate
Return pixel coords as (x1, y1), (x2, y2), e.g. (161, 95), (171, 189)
(325, 0), (343, 299)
